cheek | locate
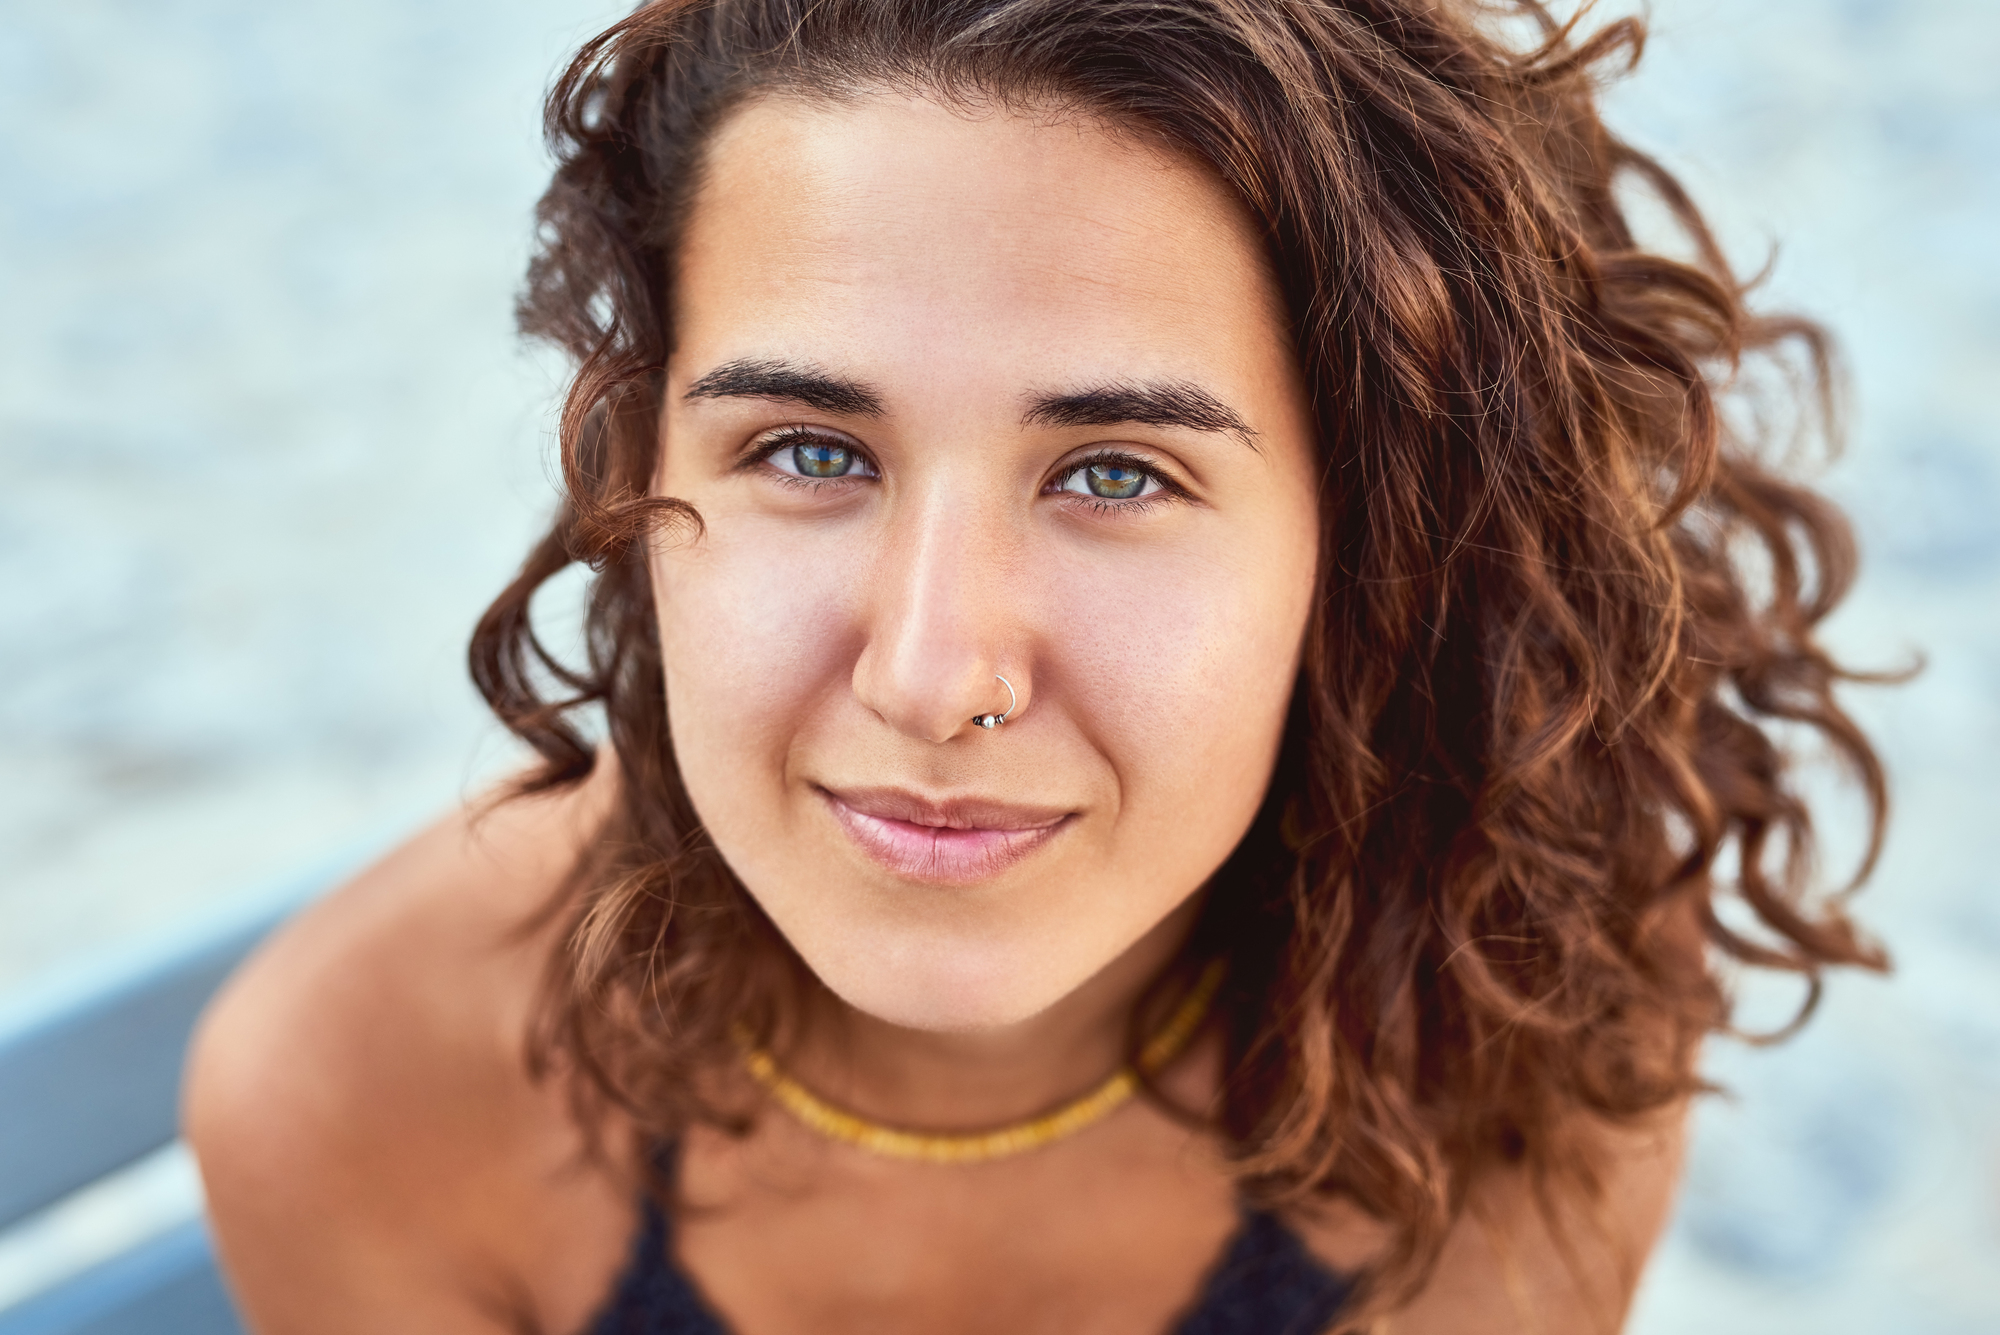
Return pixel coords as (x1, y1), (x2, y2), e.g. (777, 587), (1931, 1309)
(1057, 535), (1312, 855)
(651, 525), (854, 816)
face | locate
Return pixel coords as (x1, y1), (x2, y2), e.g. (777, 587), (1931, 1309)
(653, 93), (1319, 1033)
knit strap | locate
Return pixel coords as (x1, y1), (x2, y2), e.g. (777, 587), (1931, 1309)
(1172, 1208), (1355, 1335)
(587, 1192), (1352, 1335)
(586, 1193), (732, 1335)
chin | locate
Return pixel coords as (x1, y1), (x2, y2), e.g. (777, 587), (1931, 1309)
(808, 927), (1077, 1034)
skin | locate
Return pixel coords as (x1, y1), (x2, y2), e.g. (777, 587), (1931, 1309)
(652, 93), (1318, 1118)
(185, 93), (1686, 1335)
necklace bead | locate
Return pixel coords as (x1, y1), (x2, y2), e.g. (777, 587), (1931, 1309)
(735, 960), (1225, 1163)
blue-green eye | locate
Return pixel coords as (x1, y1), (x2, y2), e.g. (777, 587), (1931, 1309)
(755, 429), (873, 483)
(1084, 462), (1147, 499)
(793, 439), (854, 477)
(1058, 458), (1161, 501)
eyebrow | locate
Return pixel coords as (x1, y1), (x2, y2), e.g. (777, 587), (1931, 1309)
(684, 360), (1256, 449)
(1023, 380), (1258, 450)
(683, 358), (886, 417)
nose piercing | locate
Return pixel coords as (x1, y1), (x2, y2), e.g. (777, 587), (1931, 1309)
(973, 675), (1016, 730)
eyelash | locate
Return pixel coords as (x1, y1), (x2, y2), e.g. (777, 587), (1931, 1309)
(743, 431), (1187, 512)
(744, 426), (876, 492)
(1046, 450), (1189, 513)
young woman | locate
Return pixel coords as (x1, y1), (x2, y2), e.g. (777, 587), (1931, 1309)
(186, 2), (1889, 1331)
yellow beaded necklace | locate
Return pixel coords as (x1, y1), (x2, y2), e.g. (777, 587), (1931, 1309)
(736, 960), (1226, 1164)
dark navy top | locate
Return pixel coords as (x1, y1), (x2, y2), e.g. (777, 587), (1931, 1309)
(587, 1190), (1353, 1335)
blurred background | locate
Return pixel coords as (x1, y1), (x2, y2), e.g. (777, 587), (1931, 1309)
(0, 0), (1994, 1328)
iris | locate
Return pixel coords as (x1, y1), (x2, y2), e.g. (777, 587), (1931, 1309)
(794, 439), (854, 477)
(1085, 462), (1147, 499)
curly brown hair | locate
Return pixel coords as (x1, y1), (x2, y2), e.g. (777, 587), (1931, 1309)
(469, 0), (1890, 1319)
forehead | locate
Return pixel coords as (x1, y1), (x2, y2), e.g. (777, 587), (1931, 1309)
(675, 93), (1291, 387)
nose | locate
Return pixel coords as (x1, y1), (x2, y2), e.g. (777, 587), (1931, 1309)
(850, 488), (1029, 743)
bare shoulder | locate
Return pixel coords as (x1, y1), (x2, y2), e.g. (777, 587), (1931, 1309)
(1292, 1106), (1688, 1335)
(184, 763), (634, 1335)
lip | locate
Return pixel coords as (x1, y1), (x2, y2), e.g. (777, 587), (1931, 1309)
(818, 785), (1075, 885)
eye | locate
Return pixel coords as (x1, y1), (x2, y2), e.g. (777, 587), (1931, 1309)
(1054, 456), (1169, 503)
(754, 427), (876, 482)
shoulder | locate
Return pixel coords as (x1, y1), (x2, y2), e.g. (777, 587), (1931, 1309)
(183, 763), (634, 1334)
(1290, 1105), (1688, 1335)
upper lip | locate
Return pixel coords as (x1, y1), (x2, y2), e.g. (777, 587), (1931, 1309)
(819, 784), (1074, 831)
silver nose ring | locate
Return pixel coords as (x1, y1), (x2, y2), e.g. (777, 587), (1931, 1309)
(973, 675), (1016, 730)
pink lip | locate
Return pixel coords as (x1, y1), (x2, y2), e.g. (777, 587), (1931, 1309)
(818, 785), (1074, 885)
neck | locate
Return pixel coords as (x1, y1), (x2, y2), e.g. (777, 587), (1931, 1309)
(783, 897), (1204, 1133)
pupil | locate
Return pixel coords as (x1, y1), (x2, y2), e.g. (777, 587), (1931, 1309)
(794, 440), (851, 478)
(1087, 463), (1146, 499)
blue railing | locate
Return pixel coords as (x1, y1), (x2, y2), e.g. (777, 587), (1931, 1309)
(0, 849), (375, 1334)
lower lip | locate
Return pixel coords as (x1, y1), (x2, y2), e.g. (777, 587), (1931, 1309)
(822, 794), (1070, 885)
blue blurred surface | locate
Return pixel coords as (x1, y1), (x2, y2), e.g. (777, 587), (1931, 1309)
(0, 0), (1995, 1327)
(0, 1220), (238, 1335)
